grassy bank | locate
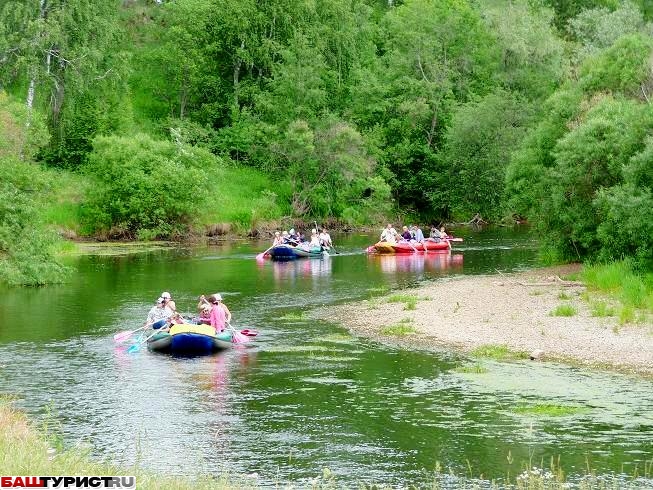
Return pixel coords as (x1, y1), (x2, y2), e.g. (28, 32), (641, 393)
(0, 397), (252, 489)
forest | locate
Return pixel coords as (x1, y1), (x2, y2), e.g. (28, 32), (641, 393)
(1, 0), (652, 285)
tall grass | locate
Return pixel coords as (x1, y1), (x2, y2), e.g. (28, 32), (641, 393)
(387, 294), (418, 310)
(200, 165), (290, 232)
(38, 159), (290, 238)
(582, 261), (653, 322)
(41, 168), (90, 232)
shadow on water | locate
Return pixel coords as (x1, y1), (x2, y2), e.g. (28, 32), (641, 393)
(0, 228), (651, 486)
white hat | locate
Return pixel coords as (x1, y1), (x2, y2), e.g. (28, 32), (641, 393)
(213, 293), (223, 301)
(156, 297), (164, 304)
(161, 291), (171, 299)
(289, 228), (295, 234)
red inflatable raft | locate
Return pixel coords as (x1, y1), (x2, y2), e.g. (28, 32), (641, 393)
(366, 238), (460, 254)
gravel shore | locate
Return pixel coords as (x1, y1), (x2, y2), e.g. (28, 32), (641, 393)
(314, 265), (653, 375)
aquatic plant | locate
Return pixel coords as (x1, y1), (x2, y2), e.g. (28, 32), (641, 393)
(453, 363), (489, 374)
(279, 311), (306, 321)
(470, 344), (524, 360)
(512, 403), (589, 417)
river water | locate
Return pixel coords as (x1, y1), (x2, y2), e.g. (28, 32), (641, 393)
(0, 228), (652, 487)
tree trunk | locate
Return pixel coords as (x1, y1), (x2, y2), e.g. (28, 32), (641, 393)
(25, 0), (48, 132)
(232, 40), (245, 107)
(179, 63), (188, 119)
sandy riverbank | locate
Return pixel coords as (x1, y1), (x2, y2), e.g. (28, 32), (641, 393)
(314, 265), (653, 375)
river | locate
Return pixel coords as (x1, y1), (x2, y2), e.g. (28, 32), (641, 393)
(1, 228), (652, 487)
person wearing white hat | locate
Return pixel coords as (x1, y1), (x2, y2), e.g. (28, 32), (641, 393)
(160, 291), (177, 312)
(208, 293), (232, 333)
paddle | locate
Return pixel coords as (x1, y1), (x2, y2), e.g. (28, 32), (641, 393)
(127, 328), (161, 354)
(225, 321), (250, 344)
(113, 321), (153, 343)
(447, 237), (464, 242)
(402, 239), (419, 253)
(239, 329), (259, 337)
(256, 245), (274, 260)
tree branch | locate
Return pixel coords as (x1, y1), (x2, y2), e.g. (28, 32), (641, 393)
(416, 52), (430, 83)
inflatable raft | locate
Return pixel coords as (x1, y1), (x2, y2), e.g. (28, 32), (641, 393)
(267, 244), (324, 260)
(148, 323), (232, 355)
(366, 238), (456, 254)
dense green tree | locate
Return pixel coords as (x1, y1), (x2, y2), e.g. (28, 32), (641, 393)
(535, 0), (619, 31)
(0, 92), (66, 286)
(505, 32), (653, 262)
(482, 0), (567, 99)
(349, 0), (500, 214)
(0, 0), (128, 167)
(547, 97), (653, 259)
(568, 1), (649, 60)
(272, 118), (392, 221)
(441, 91), (533, 220)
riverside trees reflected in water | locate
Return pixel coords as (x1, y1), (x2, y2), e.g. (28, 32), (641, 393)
(371, 252), (464, 275)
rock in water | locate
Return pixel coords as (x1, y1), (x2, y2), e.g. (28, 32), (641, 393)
(530, 349), (545, 361)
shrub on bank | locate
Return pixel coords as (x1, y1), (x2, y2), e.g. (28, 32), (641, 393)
(81, 134), (212, 239)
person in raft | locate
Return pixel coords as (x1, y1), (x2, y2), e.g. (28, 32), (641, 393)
(196, 295), (212, 324)
(309, 229), (321, 247)
(400, 226), (413, 241)
(429, 226), (442, 242)
(145, 297), (174, 329)
(380, 224), (398, 243)
(319, 229), (332, 249)
(208, 293), (232, 333)
(272, 231), (284, 246)
(412, 225), (425, 243)
(161, 291), (176, 312)
(288, 228), (301, 245)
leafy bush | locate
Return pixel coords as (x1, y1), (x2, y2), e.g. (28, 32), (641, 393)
(81, 134), (212, 238)
(0, 158), (68, 286)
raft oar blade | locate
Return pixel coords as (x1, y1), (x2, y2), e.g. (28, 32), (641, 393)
(113, 330), (133, 342)
(126, 343), (141, 354)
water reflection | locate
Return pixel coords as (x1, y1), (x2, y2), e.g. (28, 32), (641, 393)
(266, 258), (333, 283)
(369, 252), (464, 274)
